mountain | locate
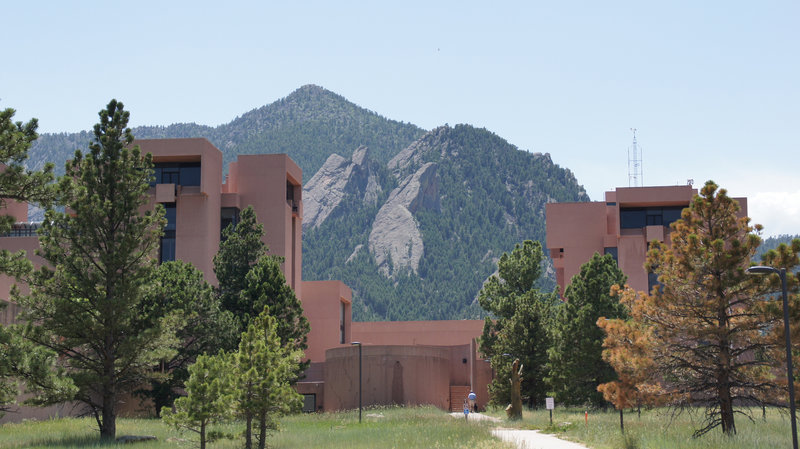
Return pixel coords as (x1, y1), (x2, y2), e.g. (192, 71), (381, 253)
(28, 85), (425, 177)
(303, 125), (588, 321)
(27, 86), (588, 321)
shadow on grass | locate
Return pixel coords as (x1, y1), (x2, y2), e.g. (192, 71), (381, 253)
(13, 435), (115, 448)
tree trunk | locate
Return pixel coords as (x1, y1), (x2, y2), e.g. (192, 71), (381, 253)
(719, 380), (736, 435)
(245, 414), (253, 449)
(200, 421), (206, 449)
(101, 351), (116, 440)
(258, 411), (268, 449)
(619, 408), (624, 432)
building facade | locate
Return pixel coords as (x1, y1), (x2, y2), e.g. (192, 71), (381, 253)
(0, 138), (489, 419)
(546, 185), (748, 293)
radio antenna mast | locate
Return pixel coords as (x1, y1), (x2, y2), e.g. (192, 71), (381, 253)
(628, 128), (642, 187)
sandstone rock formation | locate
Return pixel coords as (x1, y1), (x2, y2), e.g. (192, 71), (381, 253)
(302, 146), (382, 231)
(368, 162), (440, 277)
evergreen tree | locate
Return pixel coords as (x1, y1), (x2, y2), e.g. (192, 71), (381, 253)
(234, 307), (303, 449)
(17, 100), (175, 440)
(214, 205), (267, 324)
(162, 353), (233, 449)
(478, 240), (557, 407)
(599, 181), (798, 437)
(240, 256), (310, 376)
(138, 261), (239, 415)
(0, 106), (63, 412)
(546, 253), (627, 406)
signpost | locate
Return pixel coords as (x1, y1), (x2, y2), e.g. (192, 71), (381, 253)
(545, 397), (554, 426)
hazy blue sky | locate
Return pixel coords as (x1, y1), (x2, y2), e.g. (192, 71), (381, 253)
(2, 1), (798, 236)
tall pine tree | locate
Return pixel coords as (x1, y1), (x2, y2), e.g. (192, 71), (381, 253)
(478, 240), (557, 407)
(546, 253), (627, 407)
(599, 181), (798, 437)
(17, 100), (175, 440)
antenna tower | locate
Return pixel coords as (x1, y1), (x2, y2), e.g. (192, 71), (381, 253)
(627, 128), (642, 187)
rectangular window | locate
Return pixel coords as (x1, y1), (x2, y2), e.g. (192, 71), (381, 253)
(220, 207), (240, 239)
(620, 208), (646, 229)
(339, 301), (346, 344)
(302, 394), (316, 413)
(604, 247), (618, 263)
(160, 203), (176, 263)
(151, 162), (201, 187)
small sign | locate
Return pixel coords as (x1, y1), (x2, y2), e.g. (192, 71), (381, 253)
(545, 397), (555, 410)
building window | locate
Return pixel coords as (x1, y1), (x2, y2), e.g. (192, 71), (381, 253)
(339, 301), (346, 344)
(604, 247), (618, 263)
(621, 206), (686, 229)
(151, 162), (201, 187)
(302, 394), (316, 413)
(647, 271), (661, 294)
(220, 207), (240, 239)
(160, 203), (176, 263)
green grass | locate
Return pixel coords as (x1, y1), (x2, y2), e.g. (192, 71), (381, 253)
(484, 406), (796, 448)
(0, 406), (513, 449)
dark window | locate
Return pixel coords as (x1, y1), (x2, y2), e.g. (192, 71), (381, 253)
(604, 247), (618, 263)
(647, 271), (661, 294)
(302, 394), (316, 413)
(620, 208), (646, 228)
(160, 203), (176, 263)
(646, 209), (663, 226)
(286, 181), (294, 202)
(151, 162), (201, 187)
(621, 206), (687, 229)
(662, 207), (684, 226)
(606, 202), (617, 206)
(220, 207), (240, 239)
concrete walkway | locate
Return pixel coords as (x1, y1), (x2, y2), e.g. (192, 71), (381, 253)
(491, 429), (590, 449)
(449, 413), (590, 449)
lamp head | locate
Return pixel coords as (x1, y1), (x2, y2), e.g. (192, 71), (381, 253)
(747, 266), (780, 275)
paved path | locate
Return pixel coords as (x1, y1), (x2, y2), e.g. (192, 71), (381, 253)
(491, 429), (589, 449)
(449, 413), (589, 449)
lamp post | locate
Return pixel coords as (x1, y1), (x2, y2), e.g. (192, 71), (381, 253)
(351, 341), (362, 423)
(747, 266), (797, 449)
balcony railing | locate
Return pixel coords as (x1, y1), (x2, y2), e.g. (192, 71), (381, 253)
(0, 222), (42, 237)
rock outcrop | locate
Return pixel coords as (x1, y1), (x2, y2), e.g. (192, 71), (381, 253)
(368, 162), (440, 277)
(302, 146), (382, 231)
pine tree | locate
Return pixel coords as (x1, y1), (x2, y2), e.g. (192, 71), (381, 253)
(478, 240), (557, 407)
(546, 253), (627, 407)
(17, 100), (175, 440)
(213, 205), (267, 324)
(0, 106), (62, 412)
(162, 353), (233, 449)
(138, 261), (239, 415)
(240, 256), (310, 377)
(599, 181), (798, 437)
(233, 307), (303, 449)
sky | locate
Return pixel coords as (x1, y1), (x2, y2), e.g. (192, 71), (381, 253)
(2, 1), (798, 236)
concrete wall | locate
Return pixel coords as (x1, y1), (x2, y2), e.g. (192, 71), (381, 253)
(225, 154), (303, 297)
(301, 280), (352, 363)
(324, 345), (452, 411)
(352, 320), (484, 346)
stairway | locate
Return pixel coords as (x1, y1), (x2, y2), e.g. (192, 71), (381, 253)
(449, 385), (471, 412)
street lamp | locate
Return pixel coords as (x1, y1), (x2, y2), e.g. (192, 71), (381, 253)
(747, 266), (797, 449)
(351, 341), (362, 423)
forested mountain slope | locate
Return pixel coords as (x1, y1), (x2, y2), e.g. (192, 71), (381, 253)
(303, 125), (588, 320)
(27, 86), (588, 321)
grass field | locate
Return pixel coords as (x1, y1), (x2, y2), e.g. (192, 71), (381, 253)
(0, 406), (513, 449)
(484, 406), (797, 449)
(1, 406), (796, 448)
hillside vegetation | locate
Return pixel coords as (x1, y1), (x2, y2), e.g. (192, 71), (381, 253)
(27, 86), (588, 321)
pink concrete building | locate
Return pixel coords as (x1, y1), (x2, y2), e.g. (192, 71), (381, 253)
(546, 185), (748, 293)
(0, 138), (489, 418)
